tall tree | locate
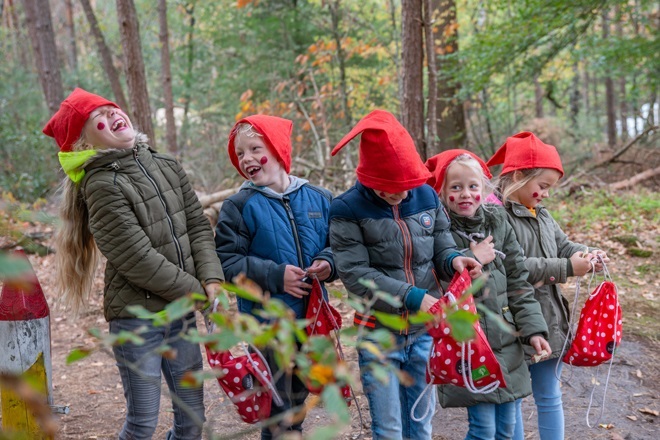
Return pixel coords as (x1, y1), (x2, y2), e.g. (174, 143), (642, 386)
(63, 0), (77, 71)
(21, 0), (64, 114)
(79, 0), (129, 113)
(432, 0), (465, 150)
(423, 0), (438, 155)
(328, 0), (352, 128)
(602, 11), (616, 146)
(116, 0), (155, 145)
(400, 0), (425, 157)
(615, 5), (627, 140)
(180, 1), (195, 155)
(158, 0), (177, 154)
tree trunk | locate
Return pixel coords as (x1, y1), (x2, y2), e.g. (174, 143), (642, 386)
(534, 74), (544, 118)
(180, 2), (196, 156)
(389, 0), (402, 107)
(328, 0), (352, 128)
(158, 0), (177, 154)
(5, 0), (30, 69)
(79, 0), (130, 113)
(423, 0), (438, 156)
(21, 0), (64, 114)
(64, 0), (77, 71)
(583, 61), (590, 116)
(433, 0), (466, 152)
(116, 0), (155, 146)
(570, 62), (580, 128)
(400, 0), (425, 157)
(616, 6), (627, 140)
(602, 11), (616, 146)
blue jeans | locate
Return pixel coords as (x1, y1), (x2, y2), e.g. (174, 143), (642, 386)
(358, 332), (435, 440)
(513, 358), (564, 440)
(110, 314), (205, 440)
(466, 402), (516, 440)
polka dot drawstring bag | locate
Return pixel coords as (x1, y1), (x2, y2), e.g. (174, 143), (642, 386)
(411, 269), (506, 422)
(558, 257), (622, 427)
(204, 300), (283, 424)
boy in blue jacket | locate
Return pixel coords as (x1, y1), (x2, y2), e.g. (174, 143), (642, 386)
(215, 115), (336, 439)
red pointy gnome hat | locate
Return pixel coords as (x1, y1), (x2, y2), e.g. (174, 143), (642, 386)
(227, 115), (293, 179)
(43, 88), (119, 152)
(331, 109), (431, 193)
(425, 149), (492, 193)
(486, 131), (564, 177)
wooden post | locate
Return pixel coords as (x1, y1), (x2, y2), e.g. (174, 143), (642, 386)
(0, 249), (53, 437)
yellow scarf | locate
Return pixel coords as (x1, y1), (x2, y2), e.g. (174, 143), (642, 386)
(58, 150), (98, 183)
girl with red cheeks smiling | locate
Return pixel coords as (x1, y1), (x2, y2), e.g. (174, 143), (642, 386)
(426, 150), (550, 440)
(44, 88), (224, 440)
(487, 132), (611, 440)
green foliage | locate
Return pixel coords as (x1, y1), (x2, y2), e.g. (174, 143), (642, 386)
(552, 189), (660, 232)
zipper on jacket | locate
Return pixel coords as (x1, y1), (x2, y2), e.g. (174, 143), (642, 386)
(282, 198), (305, 268)
(392, 205), (414, 284)
(133, 146), (185, 271)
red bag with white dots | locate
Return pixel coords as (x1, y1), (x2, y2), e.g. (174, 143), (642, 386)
(426, 269), (506, 391)
(562, 264), (622, 367)
(204, 301), (283, 424)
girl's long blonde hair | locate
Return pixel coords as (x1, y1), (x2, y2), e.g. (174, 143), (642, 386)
(53, 136), (100, 315)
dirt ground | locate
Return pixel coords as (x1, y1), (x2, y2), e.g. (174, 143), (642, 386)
(3, 248), (654, 440)
(1, 187), (659, 439)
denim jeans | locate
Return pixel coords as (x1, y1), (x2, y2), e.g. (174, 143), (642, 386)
(358, 332), (435, 440)
(513, 358), (564, 440)
(466, 402), (516, 440)
(110, 313), (205, 440)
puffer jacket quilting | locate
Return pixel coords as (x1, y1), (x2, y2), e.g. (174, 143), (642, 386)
(504, 201), (588, 360)
(329, 182), (461, 332)
(215, 178), (336, 319)
(437, 206), (548, 407)
(81, 143), (224, 321)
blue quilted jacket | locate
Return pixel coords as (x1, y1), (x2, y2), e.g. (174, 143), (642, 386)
(215, 176), (336, 319)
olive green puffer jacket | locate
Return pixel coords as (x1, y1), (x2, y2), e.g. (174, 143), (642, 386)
(81, 142), (224, 321)
(504, 201), (588, 361)
(437, 206), (548, 407)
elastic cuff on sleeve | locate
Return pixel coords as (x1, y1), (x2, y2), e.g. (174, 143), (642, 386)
(405, 286), (427, 311)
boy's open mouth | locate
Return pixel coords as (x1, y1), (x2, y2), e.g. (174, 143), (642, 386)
(246, 165), (261, 177)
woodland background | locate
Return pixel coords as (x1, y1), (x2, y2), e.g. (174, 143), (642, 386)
(0, 1), (659, 439)
(0, 0), (658, 202)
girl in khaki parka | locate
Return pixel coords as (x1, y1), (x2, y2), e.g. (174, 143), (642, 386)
(486, 132), (610, 440)
(426, 150), (550, 440)
(44, 88), (224, 439)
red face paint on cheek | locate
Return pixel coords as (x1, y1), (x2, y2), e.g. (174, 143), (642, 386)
(449, 196), (455, 202)
(532, 192), (539, 198)
(97, 122), (105, 130)
(475, 194), (481, 201)
(379, 191), (387, 198)
(260, 156), (268, 165)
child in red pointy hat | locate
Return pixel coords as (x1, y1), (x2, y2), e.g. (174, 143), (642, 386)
(487, 132), (611, 440)
(426, 149), (550, 438)
(44, 88), (223, 438)
(329, 110), (481, 439)
(216, 115), (337, 439)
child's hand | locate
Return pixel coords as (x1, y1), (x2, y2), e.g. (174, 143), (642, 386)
(570, 251), (594, 277)
(305, 259), (332, 281)
(283, 265), (311, 298)
(591, 249), (610, 272)
(469, 235), (497, 265)
(203, 282), (223, 307)
(529, 335), (552, 361)
(452, 256), (482, 278)
(420, 293), (439, 313)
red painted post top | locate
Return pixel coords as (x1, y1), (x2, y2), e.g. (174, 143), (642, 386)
(0, 249), (49, 321)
